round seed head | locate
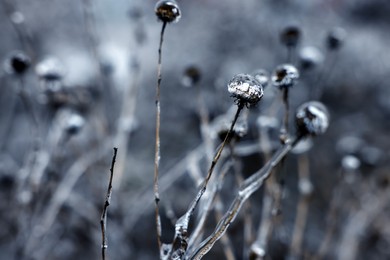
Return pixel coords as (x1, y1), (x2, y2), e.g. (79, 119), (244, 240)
(182, 65), (201, 87)
(35, 57), (65, 82)
(299, 46), (324, 70)
(228, 74), (264, 106)
(296, 101), (329, 137)
(155, 0), (181, 23)
(4, 51), (31, 75)
(65, 113), (85, 135)
(326, 27), (346, 50)
(280, 25), (301, 47)
(272, 64), (299, 89)
(252, 69), (269, 88)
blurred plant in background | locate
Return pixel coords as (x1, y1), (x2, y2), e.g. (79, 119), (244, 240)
(0, 0), (390, 259)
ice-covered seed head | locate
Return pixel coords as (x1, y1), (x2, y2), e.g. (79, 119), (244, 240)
(228, 74), (264, 106)
(326, 27), (346, 50)
(280, 26), (301, 47)
(252, 69), (269, 88)
(272, 64), (299, 89)
(296, 101), (329, 137)
(4, 51), (30, 75)
(35, 57), (65, 82)
(155, 0), (181, 23)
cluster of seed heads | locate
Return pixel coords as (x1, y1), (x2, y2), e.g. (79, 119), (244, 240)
(155, 0), (181, 23)
(295, 101), (329, 137)
(227, 74), (264, 107)
(272, 64), (299, 89)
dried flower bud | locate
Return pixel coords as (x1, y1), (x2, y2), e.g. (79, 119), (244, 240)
(4, 51), (30, 75)
(228, 74), (264, 106)
(280, 25), (301, 47)
(272, 64), (299, 89)
(252, 69), (269, 88)
(155, 0), (181, 23)
(182, 65), (201, 87)
(326, 27), (346, 50)
(296, 101), (329, 137)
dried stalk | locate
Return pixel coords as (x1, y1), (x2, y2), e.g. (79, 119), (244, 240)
(100, 148), (118, 260)
(189, 137), (301, 259)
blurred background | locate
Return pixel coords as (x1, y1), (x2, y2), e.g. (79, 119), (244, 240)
(0, 0), (390, 259)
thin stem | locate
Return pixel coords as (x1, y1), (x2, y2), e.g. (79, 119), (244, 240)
(189, 137), (301, 259)
(171, 104), (243, 258)
(154, 21), (167, 253)
(280, 88), (289, 143)
(289, 153), (311, 258)
(100, 148), (118, 260)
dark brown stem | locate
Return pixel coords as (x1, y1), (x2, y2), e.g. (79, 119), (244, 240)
(100, 148), (118, 260)
(154, 21), (167, 253)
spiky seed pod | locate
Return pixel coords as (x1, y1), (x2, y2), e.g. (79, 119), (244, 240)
(280, 26), (301, 47)
(326, 27), (346, 50)
(228, 74), (264, 107)
(295, 101), (329, 137)
(4, 51), (30, 75)
(272, 64), (299, 89)
(155, 0), (181, 23)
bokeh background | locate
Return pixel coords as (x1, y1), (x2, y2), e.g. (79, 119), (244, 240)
(1, 0), (390, 259)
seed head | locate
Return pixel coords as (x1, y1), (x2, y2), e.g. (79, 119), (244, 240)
(252, 69), (269, 88)
(65, 113), (85, 135)
(35, 57), (65, 82)
(326, 27), (346, 50)
(296, 101), (329, 137)
(272, 64), (299, 89)
(228, 74), (264, 107)
(182, 65), (201, 87)
(4, 51), (30, 75)
(155, 0), (181, 23)
(299, 46), (324, 70)
(280, 25), (301, 47)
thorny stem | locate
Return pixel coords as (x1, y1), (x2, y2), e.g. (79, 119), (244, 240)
(189, 137), (301, 259)
(100, 148), (118, 260)
(171, 104), (243, 258)
(154, 21), (167, 253)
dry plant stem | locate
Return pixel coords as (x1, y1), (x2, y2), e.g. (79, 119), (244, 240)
(196, 86), (213, 163)
(171, 104), (243, 257)
(154, 21), (167, 253)
(189, 137), (301, 259)
(289, 153), (311, 258)
(281, 88), (289, 140)
(214, 196), (236, 260)
(100, 148), (118, 260)
(18, 77), (39, 128)
(337, 191), (390, 260)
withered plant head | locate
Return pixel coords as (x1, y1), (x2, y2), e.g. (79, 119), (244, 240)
(272, 64), (299, 89)
(295, 101), (329, 137)
(228, 73), (264, 107)
(155, 0), (181, 23)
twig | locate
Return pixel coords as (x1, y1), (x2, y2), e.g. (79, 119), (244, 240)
(170, 104), (243, 258)
(100, 147), (118, 260)
(280, 88), (289, 143)
(188, 137), (301, 259)
(154, 21), (167, 253)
